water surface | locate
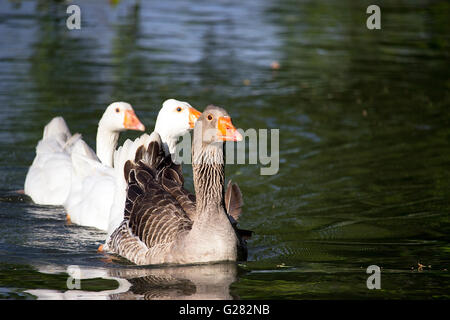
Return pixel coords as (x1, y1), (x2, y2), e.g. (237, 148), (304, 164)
(0, 0), (449, 299)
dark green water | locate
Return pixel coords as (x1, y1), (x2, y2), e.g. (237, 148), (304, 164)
(0, 0), (449, 299)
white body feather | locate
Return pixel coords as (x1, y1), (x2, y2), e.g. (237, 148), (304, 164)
(24, 117), (89, 205)
(65, 134), (153, 231)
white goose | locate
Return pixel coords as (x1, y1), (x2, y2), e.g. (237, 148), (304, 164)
(64, 99), (201, 232)
(24, 102), (145, 205)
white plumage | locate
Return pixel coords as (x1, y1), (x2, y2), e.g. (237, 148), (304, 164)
(63, 99), (201, 232)
(24, 102), (144, 206)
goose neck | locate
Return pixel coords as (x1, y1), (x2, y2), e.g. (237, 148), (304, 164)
(192, 143), (225, 216)
(155, 119), (182, 155)
(96, 126), (120, 167)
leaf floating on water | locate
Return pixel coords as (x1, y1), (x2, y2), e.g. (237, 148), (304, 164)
(415, 262), (431, 272)
(271, 61), (280, 70)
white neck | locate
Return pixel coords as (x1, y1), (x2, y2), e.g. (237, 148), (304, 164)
(162, 134), (178, 156)
(96, 125), (120, 167)
(154, 122), (179, 156)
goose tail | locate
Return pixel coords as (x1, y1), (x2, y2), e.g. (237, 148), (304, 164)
(42, 117), (71, 141)
(224, 180), (244, 221)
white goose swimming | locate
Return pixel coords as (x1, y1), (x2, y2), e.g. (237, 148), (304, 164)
(64, 99), (201, 232)
(24, 102), (145, 205)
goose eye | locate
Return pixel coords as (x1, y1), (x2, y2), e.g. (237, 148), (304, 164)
(176, 107), (182, 112)
(207, 114), (213, 121)
(115, 108), (120, 113)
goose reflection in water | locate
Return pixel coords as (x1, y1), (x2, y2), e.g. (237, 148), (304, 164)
(26, 262), (239, 300)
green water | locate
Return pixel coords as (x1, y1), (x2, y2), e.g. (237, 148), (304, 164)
(0, 0), (449, 299)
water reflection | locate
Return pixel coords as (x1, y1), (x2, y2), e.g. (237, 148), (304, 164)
(26, 262), (238, 300)
(110, 263), (238, 300)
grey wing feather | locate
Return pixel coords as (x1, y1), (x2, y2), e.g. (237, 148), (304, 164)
(224, 180), (243, 221)
(108, 139), (192, 264)
(155, 154), (197, 219)
(126, 142), (192, 248)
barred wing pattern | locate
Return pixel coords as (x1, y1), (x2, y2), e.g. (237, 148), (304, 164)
(155, 155), (197, 219)
(107, 140), (192, 265)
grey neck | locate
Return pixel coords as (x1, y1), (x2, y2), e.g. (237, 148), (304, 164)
(192, 143), (225, 217)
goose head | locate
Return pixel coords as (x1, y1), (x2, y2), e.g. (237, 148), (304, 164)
(96, 102), (145, 167)
(192, 105), (242, 213)
(155, 99), (202, 141)
(99, 102), (145, 133)
(194, 105), (243, 146)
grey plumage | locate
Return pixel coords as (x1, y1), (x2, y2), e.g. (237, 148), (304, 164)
(107, 105), (251, 265)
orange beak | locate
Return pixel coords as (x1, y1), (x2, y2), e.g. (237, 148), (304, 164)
(217, 116), (243, 141)
(188, 107), (202, 128)
(124, 109), (145, 131)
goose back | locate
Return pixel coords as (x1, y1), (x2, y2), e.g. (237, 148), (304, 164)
(106, 136), (193, 265)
